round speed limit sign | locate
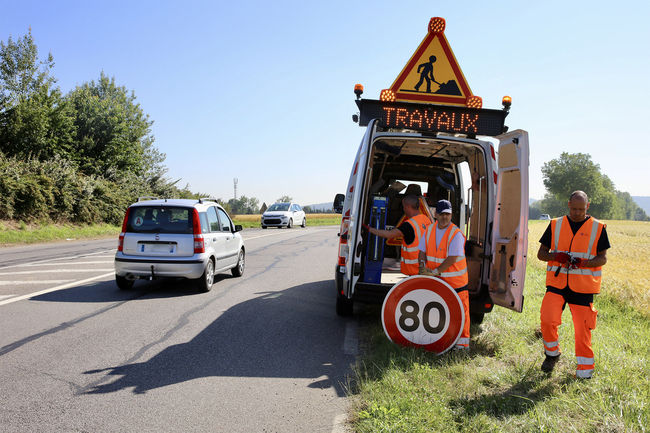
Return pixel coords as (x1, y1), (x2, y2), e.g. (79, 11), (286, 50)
(381, 275), (465, 354)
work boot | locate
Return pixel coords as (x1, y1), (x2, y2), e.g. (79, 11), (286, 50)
(541, 354), (560, 373)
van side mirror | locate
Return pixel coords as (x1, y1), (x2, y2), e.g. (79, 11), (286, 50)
(234, 225), (243, 232)
(333, 193), (345, 213)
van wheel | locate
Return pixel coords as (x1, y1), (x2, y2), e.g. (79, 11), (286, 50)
(470, 312), (485, 325)
(336, 294), (353, 317)
(232, 249), (245, 277)
(261, 225), (267, 229)
(196, 259), (215, 292)
(116, 275), (134, 290)
(301, 218), (306, 228)
(287, 218), (293, 228)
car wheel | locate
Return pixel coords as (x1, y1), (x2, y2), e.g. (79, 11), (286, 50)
(336, 293), (354, 317)
(232, 248), (245, 277)
(197, 259), (215, 292)
(301, 217), (306, 228)
(261, 225), (267, 229)
(116, 275), (134, 290)
(287, 218), (293, 228)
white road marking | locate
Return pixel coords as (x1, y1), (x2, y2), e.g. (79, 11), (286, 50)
(0, 280), (72, 286)
(0, 269), (114, 276)
(244, 228), (330, 241)
(331, 414), (348, 433)
(0, 295), (16, 300)
(18, 261), (114, 266)
(343, 321), (359, 356)
(0, 272), (114, 307)
(0, 250), (115, 271)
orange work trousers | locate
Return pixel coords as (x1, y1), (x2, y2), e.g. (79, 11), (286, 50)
(455, 289), (470, 348)
(540, 291), (598, 377)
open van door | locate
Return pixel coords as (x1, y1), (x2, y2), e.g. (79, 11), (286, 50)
(343, 120), (377, 297)
(489, 130), (529, 312)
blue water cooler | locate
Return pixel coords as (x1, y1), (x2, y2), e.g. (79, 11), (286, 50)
(363, 196), (388, 283)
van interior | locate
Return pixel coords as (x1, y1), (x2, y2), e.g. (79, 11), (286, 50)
(360, 136), (491, 295)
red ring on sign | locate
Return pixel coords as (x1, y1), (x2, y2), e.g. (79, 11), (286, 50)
(382, 276), (464, 354)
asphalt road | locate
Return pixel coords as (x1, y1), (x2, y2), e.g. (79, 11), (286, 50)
(0, 227), (357, 433)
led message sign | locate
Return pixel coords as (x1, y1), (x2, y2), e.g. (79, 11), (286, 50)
(356, 99), (507, 137)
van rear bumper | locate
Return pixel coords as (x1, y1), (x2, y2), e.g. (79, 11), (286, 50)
(353, 282), (392, 304)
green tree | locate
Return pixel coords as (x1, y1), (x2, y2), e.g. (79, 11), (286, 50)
(541, 152), (647, 220)
(276, 195), (292, 203)
(0, 30), (76, 160)
(66, 72), (162, 179)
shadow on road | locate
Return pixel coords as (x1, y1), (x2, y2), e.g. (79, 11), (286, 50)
(82, 279), (355, 397)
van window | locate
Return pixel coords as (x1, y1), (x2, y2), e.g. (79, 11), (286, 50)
(126, 206), (193, 234)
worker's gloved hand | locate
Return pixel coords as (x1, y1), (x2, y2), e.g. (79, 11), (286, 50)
(570, 258), (587, 269)
(553, 252), (571, 264)
(362, 223), (370, 232)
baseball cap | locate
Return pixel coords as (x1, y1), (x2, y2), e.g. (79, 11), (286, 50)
(435, 199), (452, 214)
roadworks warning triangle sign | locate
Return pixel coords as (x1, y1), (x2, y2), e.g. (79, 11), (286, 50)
(388, 18), (475, 106)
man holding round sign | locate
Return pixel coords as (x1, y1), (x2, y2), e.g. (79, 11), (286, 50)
(418, 199), (470, 350)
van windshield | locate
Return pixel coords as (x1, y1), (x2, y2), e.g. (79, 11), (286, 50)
(268, 203), (290, 211)
(126, 206), (193, 234)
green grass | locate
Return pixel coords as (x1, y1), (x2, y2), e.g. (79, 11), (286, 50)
(0, 221), (120, 246)
(350, 265), (650, 432)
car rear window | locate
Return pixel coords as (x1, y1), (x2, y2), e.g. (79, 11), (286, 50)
(126, 206), (193, 234)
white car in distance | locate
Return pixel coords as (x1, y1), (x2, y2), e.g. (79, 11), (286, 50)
(261, 203), (306, 229)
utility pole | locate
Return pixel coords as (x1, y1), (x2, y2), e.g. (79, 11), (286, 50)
(233, 178), (238, 200)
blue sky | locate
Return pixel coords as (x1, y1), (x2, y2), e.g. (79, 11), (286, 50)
(2, 0), (649, 206)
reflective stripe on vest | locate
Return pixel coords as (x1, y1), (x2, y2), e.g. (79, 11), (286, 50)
(400, 214), (431, 275)
(546, 216), (605, 294)
(424, 222), (468, 288)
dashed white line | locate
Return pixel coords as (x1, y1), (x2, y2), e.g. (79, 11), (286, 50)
(0, 280), (72, 286)
(0, 269), (113, 276)
(0, 272), (114, 307)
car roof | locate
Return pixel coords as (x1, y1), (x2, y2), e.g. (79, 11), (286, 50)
(128, 199), (223, 209)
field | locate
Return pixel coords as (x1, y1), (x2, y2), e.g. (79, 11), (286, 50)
(350, 219), (650, 433)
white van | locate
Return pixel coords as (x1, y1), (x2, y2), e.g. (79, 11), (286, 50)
(333, 97), (529, 323)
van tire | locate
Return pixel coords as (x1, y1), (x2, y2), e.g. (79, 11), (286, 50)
(196, 259), (215, 292)
(470, 312), (485, 325)
(336, 294), (354, 317)
(116, 275), (134, 290)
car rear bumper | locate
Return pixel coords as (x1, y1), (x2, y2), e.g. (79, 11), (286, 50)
(114, 253), (207, 279)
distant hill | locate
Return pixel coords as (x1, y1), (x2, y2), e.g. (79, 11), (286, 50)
(305, 202), (333, 212)
(632, 196), (650, 215)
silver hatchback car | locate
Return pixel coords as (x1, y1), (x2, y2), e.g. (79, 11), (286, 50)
(114, 198), (245, 292)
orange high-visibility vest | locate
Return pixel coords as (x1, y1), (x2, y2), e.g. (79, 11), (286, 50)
(424, 222), (468, 289)
(400, 214), (431, 275)
(546, 216), (605, 294)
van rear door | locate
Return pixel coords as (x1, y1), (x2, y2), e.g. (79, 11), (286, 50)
(344, 120), (377, 296)
(489, 130), (529, 312)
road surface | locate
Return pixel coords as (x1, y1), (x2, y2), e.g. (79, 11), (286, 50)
(0, 227), (357, 432)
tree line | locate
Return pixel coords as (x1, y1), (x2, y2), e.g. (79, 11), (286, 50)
(530, 152), (648, 221)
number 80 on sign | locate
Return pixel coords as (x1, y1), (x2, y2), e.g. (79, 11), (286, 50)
(382, 276), (465, 354)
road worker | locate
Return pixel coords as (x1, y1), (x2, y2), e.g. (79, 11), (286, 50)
(364, 195), (431, 276)
(537, 191), (610, 378)
(418, 199), (470, 350)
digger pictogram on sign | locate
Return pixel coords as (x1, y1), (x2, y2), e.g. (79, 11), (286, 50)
(387, 17), (479, 107)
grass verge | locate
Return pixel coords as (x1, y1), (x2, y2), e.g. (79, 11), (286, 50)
(0, 220), (120, 246)
(350, 220), (650, 433)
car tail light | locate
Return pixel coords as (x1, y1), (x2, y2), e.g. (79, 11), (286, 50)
(337, 217), (350, 267)
(192, 208), (205, 253)
(117, 208), (131, 252)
